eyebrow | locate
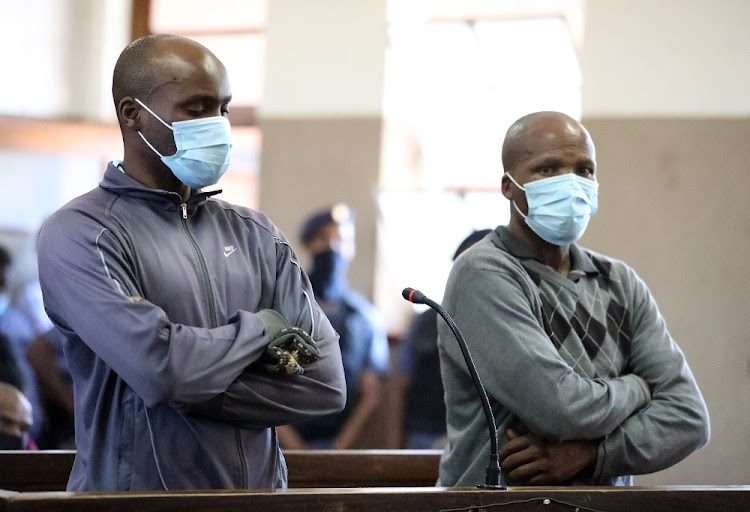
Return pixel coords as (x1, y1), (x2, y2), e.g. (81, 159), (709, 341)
(530, 156), (595, 168)
(182, 94), (232, 104)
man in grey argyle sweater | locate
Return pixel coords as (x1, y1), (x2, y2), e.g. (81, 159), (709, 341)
(437, 112), (709, 487)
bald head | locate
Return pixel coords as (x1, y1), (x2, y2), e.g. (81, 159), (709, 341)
(112, 34), (225, 110)
(0, 382), (32, 438)
(501, 111), (595, 175)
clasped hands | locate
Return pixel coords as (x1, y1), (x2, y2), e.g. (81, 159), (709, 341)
(499, 429), (599, 485)
(254, 309), (320, 375)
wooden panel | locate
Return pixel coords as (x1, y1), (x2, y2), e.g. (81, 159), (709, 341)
(0, 450), (441, 492)
(285, 450), (440, 487)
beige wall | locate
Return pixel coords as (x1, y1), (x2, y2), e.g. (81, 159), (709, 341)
(259, 117), (383, 297)
(581, 118), (750, 484)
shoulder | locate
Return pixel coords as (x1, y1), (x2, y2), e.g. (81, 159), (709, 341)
(578, 246), (646, 289)
(39, 189), (118, 252)
(448, 236), (533, 292)
(206, 199), (279, 237)
(340, 291), (386, 333)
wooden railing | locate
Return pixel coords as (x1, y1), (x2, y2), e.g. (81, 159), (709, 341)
(1, 486), (750, 512)
(2, 451), (748, 511)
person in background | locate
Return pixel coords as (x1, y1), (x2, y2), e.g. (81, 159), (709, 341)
(13, 259), (74, 449)
(37, 34), (345, 491)
(437, 111), (709, 487)
(26, 328), (75, 449)
(0, 246), (42, 442)
(392, 229), (492, 450)
(0, 381), (34, 450)
(277, 204), (389, 449)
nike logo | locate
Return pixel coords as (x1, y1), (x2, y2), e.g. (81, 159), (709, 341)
(223, 245), (237, 257)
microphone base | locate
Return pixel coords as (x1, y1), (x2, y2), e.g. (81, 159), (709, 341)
(476, 483), (507, 490)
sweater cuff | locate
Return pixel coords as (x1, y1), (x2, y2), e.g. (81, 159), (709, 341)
(627, 374), (652, 408)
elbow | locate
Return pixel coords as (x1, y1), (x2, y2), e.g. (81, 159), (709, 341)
(692, 403), (711, 450)
(330, 381), (347, 414)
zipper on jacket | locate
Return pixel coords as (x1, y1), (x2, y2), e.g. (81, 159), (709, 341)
(179, 202), (218, 328)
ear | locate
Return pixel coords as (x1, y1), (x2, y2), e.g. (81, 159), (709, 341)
(118, 97), (141, 130)
(501, 173), (513, 200)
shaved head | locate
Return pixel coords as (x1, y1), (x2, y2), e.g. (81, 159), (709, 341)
(112, 34), (224, 110)
(502, 111), (594, 175)
(0, 382), (32, 437)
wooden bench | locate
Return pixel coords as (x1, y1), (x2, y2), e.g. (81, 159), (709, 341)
(1, 486), (750, 512)
(0, 450), (442, 492)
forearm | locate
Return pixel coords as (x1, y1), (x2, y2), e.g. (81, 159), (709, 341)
(190, 360), (347, 429)
(593, 269), (711, 480)
(38, 223), (272, 408)
(332, 372), (382, 449)
(443, 267), (651, 442)
(27, 338), (75, 413)
(594, 370), (710, 479)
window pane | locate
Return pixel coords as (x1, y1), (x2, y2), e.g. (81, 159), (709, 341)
(384, 17), (581, 189)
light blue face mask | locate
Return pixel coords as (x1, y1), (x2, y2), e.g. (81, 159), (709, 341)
(506, 172), (599, 246)
(135, 99), (232, 189)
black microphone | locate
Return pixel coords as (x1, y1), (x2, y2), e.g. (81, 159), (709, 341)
(402, 287), (505, 489)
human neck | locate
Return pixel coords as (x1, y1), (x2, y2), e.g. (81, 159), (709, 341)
(507, 220), (571, 276)
(120, 152), (191, 202)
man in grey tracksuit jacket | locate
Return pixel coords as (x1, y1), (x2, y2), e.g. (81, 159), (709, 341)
(38, 162), (346, 490)
(38, 34), (347, 492)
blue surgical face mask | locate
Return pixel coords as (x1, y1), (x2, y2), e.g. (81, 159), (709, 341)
(135, 99), (232, 189)
(506, 172), (599, 246)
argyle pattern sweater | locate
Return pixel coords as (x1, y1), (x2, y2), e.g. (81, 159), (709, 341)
(437, 226), (709, 487)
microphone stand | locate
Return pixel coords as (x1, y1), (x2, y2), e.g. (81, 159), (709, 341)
(403, 288), (506, 489)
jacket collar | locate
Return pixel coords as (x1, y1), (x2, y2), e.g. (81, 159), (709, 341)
(490, 225), (599, 277)
(99, 161), (221, 210)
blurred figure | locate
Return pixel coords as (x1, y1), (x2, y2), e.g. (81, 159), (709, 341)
(0, 246), (42, 441)
(13, 262), (74, 448)
(277, 204), (389, 449)
(0, 381), (34, 449)
(0, 333), (24, 391)
(27, 329), (75, 449)
(393, 229), (492, 449)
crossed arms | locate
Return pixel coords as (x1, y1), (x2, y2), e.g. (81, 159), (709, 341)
(441, 261), (709, 485)
(38, 211), (346, 429)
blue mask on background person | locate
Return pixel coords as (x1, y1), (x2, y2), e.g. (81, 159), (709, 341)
(135, 99), (232, 189)
(506, 172), (599, 246)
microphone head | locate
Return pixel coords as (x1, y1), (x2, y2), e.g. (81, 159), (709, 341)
(402, 287), (426, 304)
